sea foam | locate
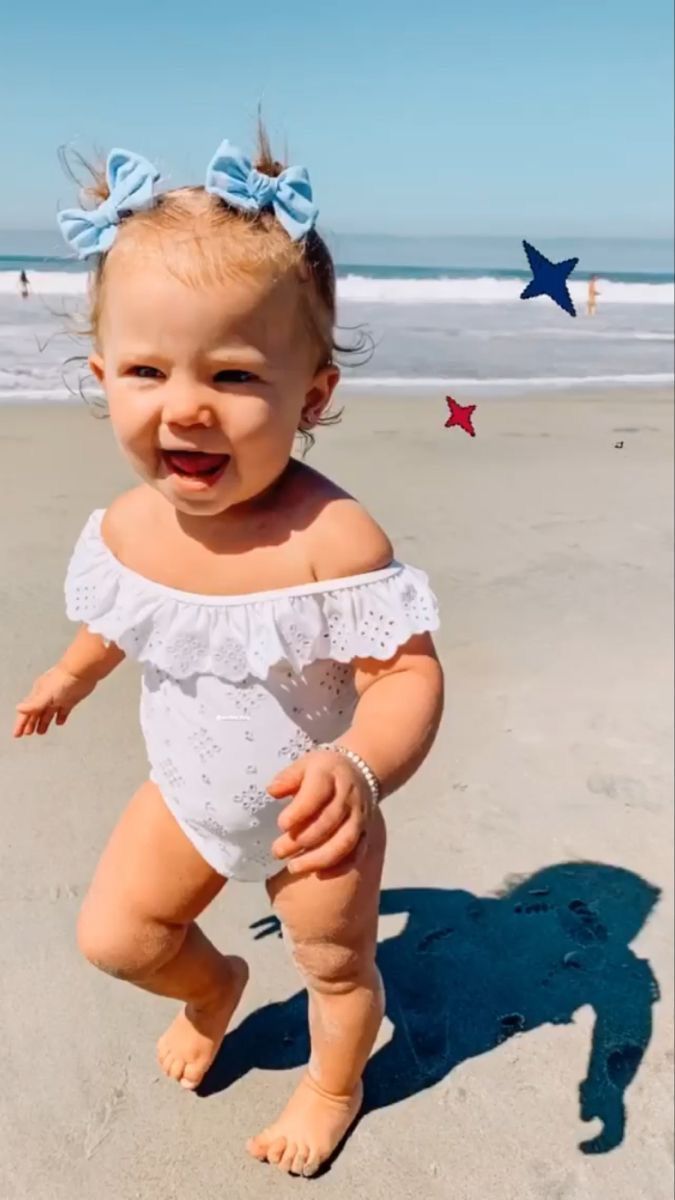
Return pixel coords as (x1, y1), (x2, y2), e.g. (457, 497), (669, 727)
(1, 270), (673, 306)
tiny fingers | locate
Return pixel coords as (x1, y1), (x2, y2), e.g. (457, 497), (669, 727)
(13, 704), (57, 738)
(36, 707), (56, 735)
(286, 817), (362, 875)
(12, 712), (30, 738)
(276, 772), (335, 832)
(272, 795), (349, 859)
(24, 712), (40, 737)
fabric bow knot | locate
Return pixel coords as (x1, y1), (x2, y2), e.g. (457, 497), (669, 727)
(243, 169), (277, 210)
(205, 139), (317, 242)
(56, 139), (317, 259)
(57, 149), (160, 260)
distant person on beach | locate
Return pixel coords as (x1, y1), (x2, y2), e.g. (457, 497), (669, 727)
(19, 269), (30, 299)
(587, 274), (600, 316)
(12, 123), (444, 1178)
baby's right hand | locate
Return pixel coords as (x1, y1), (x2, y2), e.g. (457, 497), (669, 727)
(13, 666), (97, 738)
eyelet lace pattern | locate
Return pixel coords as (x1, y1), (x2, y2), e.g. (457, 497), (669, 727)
(66, 508), (442, 881)
(65, 509), (441, 681)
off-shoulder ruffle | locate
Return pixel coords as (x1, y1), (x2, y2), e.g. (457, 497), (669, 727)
(64, 509), (441, 681)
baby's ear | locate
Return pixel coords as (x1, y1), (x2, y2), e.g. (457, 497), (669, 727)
(301, 364), (340, 426)
(89, 353), (105, 383)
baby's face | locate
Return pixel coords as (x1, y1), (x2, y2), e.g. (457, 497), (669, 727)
(90, 253), (338, 518)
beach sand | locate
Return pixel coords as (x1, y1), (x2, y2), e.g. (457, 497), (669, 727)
(1, 388), (673, 1199)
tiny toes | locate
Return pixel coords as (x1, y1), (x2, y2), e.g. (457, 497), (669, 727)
(246, 1137), (267, 1161)
(248, 1075), (362, 1176)
(180, 1064), (203, 1089)
(156, 967), (248, 1091)
(291, 1146), (309, 1176)
(268, 1137), (287, 1165)
(302, 1157), (320, 1179)
(279, 1142), (297, 1172)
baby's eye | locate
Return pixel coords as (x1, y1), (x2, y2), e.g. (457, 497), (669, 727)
(213, 370), (258, 384)
(128, 365), (163, 379)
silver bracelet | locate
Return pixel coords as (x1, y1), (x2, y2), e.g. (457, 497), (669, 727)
(317, 742), (381, 809)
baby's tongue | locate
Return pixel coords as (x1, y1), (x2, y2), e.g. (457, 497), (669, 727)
(168, 452), (226, 475)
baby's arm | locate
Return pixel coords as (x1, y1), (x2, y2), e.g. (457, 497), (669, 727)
(312, 499), (444, 799)
(269, 502), (444, 872)
(13, 628), (125, 738)
(59, 625), (126, 682)
(14, 492), (147, 738)
(271, 628), (444, 870)
(340, 630), (444, 801)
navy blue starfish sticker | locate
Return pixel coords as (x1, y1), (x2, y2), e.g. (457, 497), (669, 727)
(520, 240), (578, 317)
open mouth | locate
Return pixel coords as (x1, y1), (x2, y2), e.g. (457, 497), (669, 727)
(161, 450), (230, 483)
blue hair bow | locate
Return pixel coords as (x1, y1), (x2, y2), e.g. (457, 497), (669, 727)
(57, 148), (161, 259)
(56, 140), (317, 256)
(205, 139), (318, 241)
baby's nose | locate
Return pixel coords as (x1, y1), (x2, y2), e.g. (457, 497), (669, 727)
(162, 386), (216, 427)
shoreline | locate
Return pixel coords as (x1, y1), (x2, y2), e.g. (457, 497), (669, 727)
(1, 381), (674, 407)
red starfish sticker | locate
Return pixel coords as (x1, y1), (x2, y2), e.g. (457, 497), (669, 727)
(444, 395), (476, 437)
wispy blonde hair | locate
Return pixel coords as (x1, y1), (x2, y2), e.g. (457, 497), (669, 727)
(62, 120), (372, 454)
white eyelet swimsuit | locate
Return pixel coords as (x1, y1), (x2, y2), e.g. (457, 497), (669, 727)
(65, 509), (441, 881)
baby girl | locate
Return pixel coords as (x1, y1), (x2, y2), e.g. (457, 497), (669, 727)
(14, 126), (444, 1177)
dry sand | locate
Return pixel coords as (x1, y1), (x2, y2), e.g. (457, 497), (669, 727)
(1, 389), (673, 1199)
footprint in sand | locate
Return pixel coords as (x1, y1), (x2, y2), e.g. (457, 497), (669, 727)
(587, 772), (652, 810)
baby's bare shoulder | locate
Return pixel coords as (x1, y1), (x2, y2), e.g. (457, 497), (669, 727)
(296, 466), (394, 582)
(100, 487), (158, 557)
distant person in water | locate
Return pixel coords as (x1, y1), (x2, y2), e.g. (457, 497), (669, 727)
(19, 270), (30, 299)
(587, 274), (600, 316)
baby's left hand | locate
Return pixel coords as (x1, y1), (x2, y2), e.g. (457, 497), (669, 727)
(267, 748), (374, 874)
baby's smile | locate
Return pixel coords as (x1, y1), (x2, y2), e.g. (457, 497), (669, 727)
(160, 449), (232, 489)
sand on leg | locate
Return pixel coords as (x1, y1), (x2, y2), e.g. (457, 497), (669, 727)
(77, 780), (248, 1089)
(247, 807), (386, 1176)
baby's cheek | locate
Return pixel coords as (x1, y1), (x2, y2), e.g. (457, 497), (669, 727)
(109, 402), (157, 458)
(235, 390), (299, 442)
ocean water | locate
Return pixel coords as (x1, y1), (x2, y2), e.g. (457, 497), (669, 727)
(0, 233), (673, 399)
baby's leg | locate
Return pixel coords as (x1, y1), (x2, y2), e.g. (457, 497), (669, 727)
(247, 808), (386, 1176)
(77, 781), (248, 1089)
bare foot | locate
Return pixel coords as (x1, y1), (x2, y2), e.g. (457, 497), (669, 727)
(246, 1074), (363, 1176)
(156, 955), (248, 1090)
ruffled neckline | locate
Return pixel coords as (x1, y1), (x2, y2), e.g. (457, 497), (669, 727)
(64, 508), (440, 681)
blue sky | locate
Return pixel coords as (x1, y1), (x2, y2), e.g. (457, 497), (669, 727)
(1, 0), (673, 237)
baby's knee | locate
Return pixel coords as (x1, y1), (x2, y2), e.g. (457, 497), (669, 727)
(76, 896), (183, 982)
(291, 936), (376, 995)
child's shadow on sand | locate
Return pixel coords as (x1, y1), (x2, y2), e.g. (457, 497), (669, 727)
(201, 861), (660, 1157)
